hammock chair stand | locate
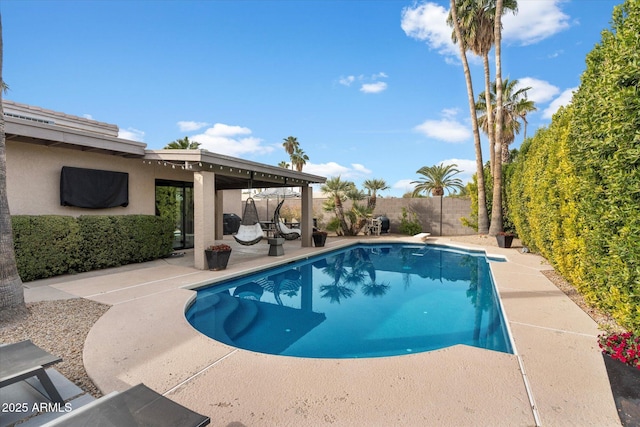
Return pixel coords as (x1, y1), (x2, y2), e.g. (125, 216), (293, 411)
(233, 197), (264, 246)
(273, 200), (301, 241)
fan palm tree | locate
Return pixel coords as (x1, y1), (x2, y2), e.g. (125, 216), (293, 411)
(290, 147), (309, 172)
(476, 78), (536, 163)
(411, 164), (464, 197)
(164, 136), (201, 149)
(282, 136), (300, 169)
(278, 161), (290, 169)
(0, 15), (25, 309)
(363, 178), (390, 211)
(412, 164), (464, 236)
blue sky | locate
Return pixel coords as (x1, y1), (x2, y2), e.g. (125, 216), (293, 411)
(2, 0), (620, 197)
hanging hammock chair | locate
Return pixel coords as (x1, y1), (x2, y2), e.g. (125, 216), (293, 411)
(233, 197), (264, 246)
(273, 200), (301, 240)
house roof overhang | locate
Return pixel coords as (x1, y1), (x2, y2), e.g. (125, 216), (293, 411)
(144, 150), (326, 190)
(4, 115), (147, 158)
(3, 100), (326, 190)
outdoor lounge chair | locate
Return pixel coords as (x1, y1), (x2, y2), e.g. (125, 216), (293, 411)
(41, 383), (210, 427)
(0, 340), (64, 404)
(273, 200), (301, 240)
(233, 197), (264, 246)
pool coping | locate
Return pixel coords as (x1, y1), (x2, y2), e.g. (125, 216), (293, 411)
(37, 235), (620, 426)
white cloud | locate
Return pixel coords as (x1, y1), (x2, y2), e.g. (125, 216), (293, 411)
(414, 109), (471, 143)
(392, 179), (416, 194)
(401, 2), (457, 58)
(83, 114), (94, 120)
(517, 77), (560, 104)
(440, 158), (477, 183)
(191, 123), (274, 157)
(304, 161), (372, 181)
(360, 81), (388, 94)
(177, 121), (210, 132)
(503, 1), (571, 46)
(339, 75), (355, 86)
(401, 1), (571, 63)
(339, 73), (389, 93)
(543, 87), (577, 119)
(118, 127), (145, 142)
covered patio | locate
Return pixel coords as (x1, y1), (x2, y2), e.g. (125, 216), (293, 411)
(143, 149), (325, 269)
(3, 100), (326, 271)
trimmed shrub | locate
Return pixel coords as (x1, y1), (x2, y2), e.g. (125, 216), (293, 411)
(507, 0), (640, 330)
(12, 215), (83, 282)
(12, 215), (174, 282)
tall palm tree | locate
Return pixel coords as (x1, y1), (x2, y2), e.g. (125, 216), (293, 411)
(277, 161), (290, 169)
(448, 0), (517, 175)
(446, 0), (490, 234)
(489, 0), (505, 236)
(282, 136), (299, 169)
(290, 147), (309, 172)
(411, 163), (464, 236)
(476, 78), (536, 163)
(164, 136), (201, 149)
(0, 14), (25, 309)
(363, 178), (389, 211)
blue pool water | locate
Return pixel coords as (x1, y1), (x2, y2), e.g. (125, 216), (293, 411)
(186, 243), (513, 358)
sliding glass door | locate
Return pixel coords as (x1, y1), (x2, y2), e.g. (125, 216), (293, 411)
(155, 180), (194, 249)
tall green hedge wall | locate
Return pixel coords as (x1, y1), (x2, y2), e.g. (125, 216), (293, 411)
(508, 0), (639, 331)
(12, 215), (174, 282)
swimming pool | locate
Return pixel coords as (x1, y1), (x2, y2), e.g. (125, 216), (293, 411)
(186, 243), (513, 358)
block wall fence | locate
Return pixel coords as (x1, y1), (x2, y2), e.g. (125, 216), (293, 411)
(249, 197), (475, 236)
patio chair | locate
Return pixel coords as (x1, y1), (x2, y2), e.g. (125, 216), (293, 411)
(0, 340), (64, 404)
(233, 197), (264, 246)
(273, 200), (301, 240)
(41, 383), (210, 427)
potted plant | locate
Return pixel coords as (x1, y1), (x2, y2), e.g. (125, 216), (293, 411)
(599, 331), (640, 369)
(204, 243), (232, 270)
(312, 230), (328, 247)
(598, 331), (640, 423)
(496, 231), (515, 248)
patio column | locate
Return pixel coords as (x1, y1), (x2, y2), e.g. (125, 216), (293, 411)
(194, 171), (216, 270)
(214, 190), (224, 240)
(301, 186), (313, 247)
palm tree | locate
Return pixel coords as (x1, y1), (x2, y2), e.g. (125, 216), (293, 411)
(290, 147), (309, 172)
(164, 136), (201, 149)
(411, 164), (464, 236)
(0, 14), (25, 310)
(282, 136), (299, 169)
(278, 161), (290, 169)
(363, 178), (390, 211)
(448, 0), (517, 174)
(446, 0), (490, 234)
(476, 78), (536, 163)
(490, 0), (505, 236)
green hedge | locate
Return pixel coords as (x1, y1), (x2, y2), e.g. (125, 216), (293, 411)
(12, 215), (174, 282)
(507, 0), (640, 331)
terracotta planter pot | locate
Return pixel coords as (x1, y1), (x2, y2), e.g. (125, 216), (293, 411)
(205, 249), (232, 270)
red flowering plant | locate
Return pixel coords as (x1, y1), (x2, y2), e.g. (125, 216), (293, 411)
(206, 243), (232, 252)
(598, 331), (640, 369)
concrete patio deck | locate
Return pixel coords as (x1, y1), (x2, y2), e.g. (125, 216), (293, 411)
(22, 235), (620, 426)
